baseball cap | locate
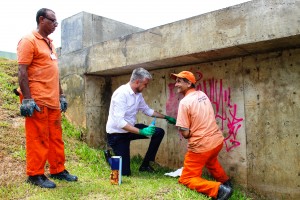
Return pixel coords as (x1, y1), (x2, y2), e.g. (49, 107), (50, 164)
(170, 71), (196, 84)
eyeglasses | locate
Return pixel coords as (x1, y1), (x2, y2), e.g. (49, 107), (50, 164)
(44, 16), (58, 25)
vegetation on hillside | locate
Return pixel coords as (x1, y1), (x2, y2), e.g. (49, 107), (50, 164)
(0, 57), (253, 199)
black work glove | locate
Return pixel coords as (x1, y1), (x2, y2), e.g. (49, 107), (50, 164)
(60, 95), (68, 112)
(20, 99), (41, 117)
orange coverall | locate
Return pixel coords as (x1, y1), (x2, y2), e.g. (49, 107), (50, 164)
(179, 143), (229, 198)
(17, 30), (65, 175)
(176, 89), (229, 198)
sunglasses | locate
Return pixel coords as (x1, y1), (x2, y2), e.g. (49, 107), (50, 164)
(44, 16), (58, 25)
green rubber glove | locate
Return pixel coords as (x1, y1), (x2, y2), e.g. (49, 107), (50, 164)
(164, 115), (176, 125)
(139, 126), (155, 137)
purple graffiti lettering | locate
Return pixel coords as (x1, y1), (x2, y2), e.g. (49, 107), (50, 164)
(196, 72), (243, 152)
(225, 104), (243, 151)
(166, 70), (244, 152)
(166, 83), (182, 117)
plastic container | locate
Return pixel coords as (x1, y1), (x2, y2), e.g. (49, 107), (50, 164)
(150, 117), (156, 126)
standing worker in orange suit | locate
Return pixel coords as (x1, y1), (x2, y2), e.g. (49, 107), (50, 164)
(170, 71), (233, 200)
(17, 8), (77, 189)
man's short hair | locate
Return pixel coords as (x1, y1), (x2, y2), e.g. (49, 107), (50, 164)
(36, 8), (55, 24)
(130, 68), (152, 82)
(182, 78), (196, 88)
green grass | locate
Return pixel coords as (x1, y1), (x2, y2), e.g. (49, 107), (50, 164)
(0, 57), (253, 199)
(0, 58), (19, 112)
(0, 121), (10, 127)
(62, 116), (84, 140)
(0, 121), (252, 200)
(12, 145), (26, 160)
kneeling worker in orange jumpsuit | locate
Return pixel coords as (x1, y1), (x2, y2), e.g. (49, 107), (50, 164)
(17, 8), (77, 188)
(170, 71), (233, 200)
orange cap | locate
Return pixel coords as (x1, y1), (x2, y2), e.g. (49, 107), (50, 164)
(170, 71), (196, 84)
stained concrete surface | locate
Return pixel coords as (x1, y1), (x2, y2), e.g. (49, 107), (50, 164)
(59, 0), (300, 199)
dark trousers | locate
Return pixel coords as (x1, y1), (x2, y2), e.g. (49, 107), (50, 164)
(107, 124), (165, 176)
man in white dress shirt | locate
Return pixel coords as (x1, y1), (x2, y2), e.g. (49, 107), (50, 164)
(106, 68), (176, 176)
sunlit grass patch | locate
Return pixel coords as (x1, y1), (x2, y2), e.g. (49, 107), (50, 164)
(62, 115), (83, 140)
(12, 145), (26, 161)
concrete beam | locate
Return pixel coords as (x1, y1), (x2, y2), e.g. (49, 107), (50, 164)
(61, 12), (144, 55)
(86, 0), (300, 76)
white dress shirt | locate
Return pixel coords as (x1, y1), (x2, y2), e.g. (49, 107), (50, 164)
(106, 83), (154, 133)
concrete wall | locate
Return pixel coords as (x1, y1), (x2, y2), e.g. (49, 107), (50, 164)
(61, 12), (144, 55)
(110, 49), (300, 200)
(59, 0), (300, 199)
(244, 49), (300, 199)
(59, 12), (144, 147)
(85, 0), (300, 76)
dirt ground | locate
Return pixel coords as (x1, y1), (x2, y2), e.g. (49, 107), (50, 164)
(0, 107), (26, 187)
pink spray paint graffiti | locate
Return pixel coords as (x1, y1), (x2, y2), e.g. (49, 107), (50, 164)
(166, 84), (181, 118)
(166, 71), (244, 152)
(166, 83), (187, 150)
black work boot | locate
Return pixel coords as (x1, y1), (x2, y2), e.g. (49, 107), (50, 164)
(139, 165), (155, 173)
(217, 184), (233, 200)
(50, 170), (78, 181)
(27, 174), (56, 188)
(223, 179), (233, 188)
(104, 150), (112, 164)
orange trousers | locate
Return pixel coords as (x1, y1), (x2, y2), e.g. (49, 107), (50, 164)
(178, 143), (229, 198)
(25, 105), (65, 176)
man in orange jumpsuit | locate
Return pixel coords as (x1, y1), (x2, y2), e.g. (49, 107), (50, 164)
(17, 8), (77, 188)
(170, 71), (233, 200)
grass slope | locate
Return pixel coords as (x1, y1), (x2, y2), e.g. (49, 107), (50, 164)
(0, 57), (252, 199)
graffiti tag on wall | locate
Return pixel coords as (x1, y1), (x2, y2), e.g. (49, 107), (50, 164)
(166, 71), (244, 152)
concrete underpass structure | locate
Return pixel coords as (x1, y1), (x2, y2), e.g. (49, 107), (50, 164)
(58, 0), (300, 199)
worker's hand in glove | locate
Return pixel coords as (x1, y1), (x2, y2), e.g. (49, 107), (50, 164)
(60, 95), (68, 112)
(20, 99), (41, 117)
(139, 126), (156, 137)
(164, 115), (176, 125)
